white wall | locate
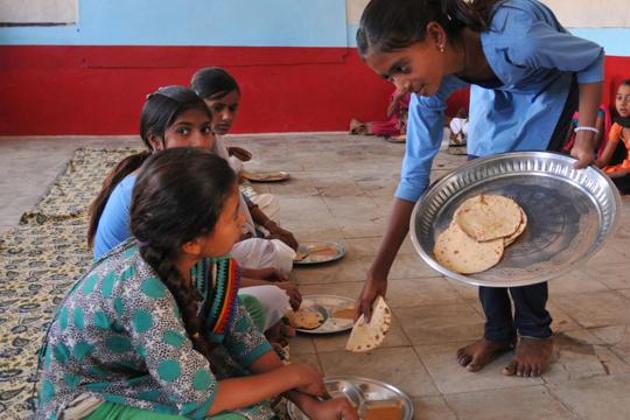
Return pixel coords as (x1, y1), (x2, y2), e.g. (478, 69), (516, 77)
(541, 0), (630, 28)
(347, 0), (630, 28)
(0, 0), (77, 23)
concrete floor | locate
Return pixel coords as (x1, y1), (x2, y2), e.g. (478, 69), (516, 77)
(2, 134), (630, 419)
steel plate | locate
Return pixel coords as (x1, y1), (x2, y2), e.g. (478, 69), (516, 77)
(293, 241), (347, 265)
(411, 152), (621, 287)
(287, 376), (414, 420)
(295, 295), (355, 334)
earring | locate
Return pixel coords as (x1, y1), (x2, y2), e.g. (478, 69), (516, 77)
(440, 44), (445, 53)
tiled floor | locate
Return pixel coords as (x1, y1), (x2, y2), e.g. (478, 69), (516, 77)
(2, 133), (630, 419)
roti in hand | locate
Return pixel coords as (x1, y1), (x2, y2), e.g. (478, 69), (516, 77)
(454, 194), (522, 242)
(346, 296), (391, 352)
(434, 221), (504, 274)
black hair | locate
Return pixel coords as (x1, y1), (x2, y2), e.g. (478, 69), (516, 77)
(357, 0), (498, 56)
(131, 148), (237, 364)
(87, 85), (211, 247)
(622, 79), (630, 88)
(191, 67), (240, 100)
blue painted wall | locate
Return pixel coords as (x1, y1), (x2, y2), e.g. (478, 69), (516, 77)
(0, 0), (348, 47)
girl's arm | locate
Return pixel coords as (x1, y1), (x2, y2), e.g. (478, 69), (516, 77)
(238, 352), (358, 419)
(595, 126), (620, 169)
(571, 82), (603, 168)
(386, 90), (405, 118)
(356, 77), (467, 320)
(357, 198), (414, 320)
(248, 202), (298, 250)
(208, 353), (325, 415)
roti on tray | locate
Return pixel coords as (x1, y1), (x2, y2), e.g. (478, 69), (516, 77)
(504, 208), (528, 246)
(454, 194), (522, 241)
(434, 221), (505, 274)
(346, 296), (391, 353)
(433, 193), (528, 274)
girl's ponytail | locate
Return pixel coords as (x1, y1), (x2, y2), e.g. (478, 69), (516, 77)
(87, 151), (150, 247)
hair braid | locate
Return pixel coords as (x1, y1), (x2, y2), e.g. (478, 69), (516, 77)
(139, 243), (217, 367)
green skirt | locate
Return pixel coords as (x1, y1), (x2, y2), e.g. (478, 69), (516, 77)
(86, 401), (246, 419)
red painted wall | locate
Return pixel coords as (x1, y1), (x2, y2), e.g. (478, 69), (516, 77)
(0, 46), (627, 136)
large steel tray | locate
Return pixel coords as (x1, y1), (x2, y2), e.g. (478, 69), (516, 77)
(411, 152), (621, 287)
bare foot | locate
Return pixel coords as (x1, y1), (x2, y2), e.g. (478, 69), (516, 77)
(502, 336), (553, 377)
(456, 338), (514, 372)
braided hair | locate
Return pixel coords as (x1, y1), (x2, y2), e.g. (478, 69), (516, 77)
(130, 148), (237, 364)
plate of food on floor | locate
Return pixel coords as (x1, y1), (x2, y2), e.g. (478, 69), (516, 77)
(288, 294), (357, 334)
(411, 151), (622, 287)
(241, 170), (290, 182)
(287, 375), (414, 420)
(293, 241), (347, 265)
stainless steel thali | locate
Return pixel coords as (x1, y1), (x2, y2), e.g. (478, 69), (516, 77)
(411, 152), (621, 287)
(287, 376), (414, 419)
(293, 241), (347, 265)
(295, 295), (355, 334)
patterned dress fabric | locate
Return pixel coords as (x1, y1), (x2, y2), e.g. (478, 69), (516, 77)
(36, 239), (275, 419)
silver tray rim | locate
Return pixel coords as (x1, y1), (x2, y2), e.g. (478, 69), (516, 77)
(293, 241), (347, 266)
(287, 375), (414, 420)
(296, 294), (355, 334)
(410, 151), (622, 287)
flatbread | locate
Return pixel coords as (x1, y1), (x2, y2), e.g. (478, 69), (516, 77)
(346, 296), (391, 352)
(434, 221), (504, 274)
(290, 308), (325, 330)
(454, 194), (522, 242)
(504, 208), (528, 246)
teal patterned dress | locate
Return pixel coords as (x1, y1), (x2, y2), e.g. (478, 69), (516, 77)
(36, 240), (275, 419)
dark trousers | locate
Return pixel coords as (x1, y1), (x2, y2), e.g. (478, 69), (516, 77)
(479, 283), (552, 341)
(471, 77), (578, 341)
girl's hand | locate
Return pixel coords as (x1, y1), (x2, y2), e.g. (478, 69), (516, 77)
(304, 398), (360, 420)
(266, 222), (299, 250)
(355, 271), (388, 322)
(227, 146), (252, 162)
(288, 364), (327, 397)
(247, 267), (288, 283)
(571, 132), (597, 169)
(278, 282), (302, 310)
(609, 168), (630, 178)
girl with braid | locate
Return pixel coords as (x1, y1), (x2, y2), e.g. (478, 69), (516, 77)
(37, 148), (357, 419)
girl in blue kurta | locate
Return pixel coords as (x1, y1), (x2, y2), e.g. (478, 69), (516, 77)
(37, 149), (357, 419)
(354, 0), (604, 378)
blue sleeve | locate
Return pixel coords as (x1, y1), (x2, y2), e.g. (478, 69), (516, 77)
(505, 13), (604, 84)
(93, 176), (136, 259)
(395, 76), (468, 202)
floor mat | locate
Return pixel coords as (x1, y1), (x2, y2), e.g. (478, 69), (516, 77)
(0, 147), (291, 419)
